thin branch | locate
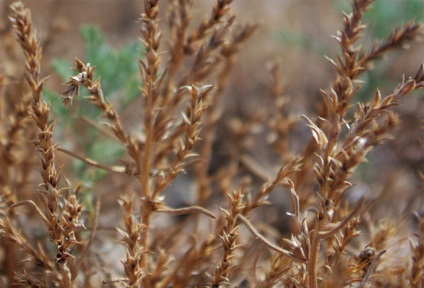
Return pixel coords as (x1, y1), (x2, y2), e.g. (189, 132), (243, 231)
(156, 205), (216, 219)
(57, 147), (127, 174)
(71, 197), (101, 280)
(76, 116), (120, 140)
(9, 200), (50, 227)
(237, 214), (306, 263)
(358, 249), (386, 288)
(319, 197), (365, 238)
(240, 154), (274, 181)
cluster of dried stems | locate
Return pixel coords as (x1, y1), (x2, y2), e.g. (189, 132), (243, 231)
(0, 0), (423, 287)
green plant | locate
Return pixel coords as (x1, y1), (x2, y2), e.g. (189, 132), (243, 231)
(45, 25), (142, 189)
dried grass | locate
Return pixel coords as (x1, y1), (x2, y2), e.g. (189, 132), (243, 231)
(0, 0), (423, 287)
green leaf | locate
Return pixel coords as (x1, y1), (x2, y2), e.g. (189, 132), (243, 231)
(48, 24), (142, 183)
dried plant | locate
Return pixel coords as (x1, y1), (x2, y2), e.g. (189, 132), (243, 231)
(0, 0), (423, 287)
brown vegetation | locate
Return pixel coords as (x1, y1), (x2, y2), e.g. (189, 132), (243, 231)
(0, 0), (423, 287)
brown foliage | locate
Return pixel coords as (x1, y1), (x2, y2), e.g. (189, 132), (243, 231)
(0, 0), (423, 287)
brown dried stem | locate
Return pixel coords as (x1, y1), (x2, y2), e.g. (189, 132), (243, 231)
(208, 188), (244, 287)
(184, 0), (233, 54)
(209, 158), (301, 286)
(358, 249), (386, 288)
(238, 214), (306, 264)
(9, 2), (86, 285)
(410, 212), (424, 287)
(61, 59), (139, 176)
(57, 147), (127, 174)
(296, 0), (423, 190)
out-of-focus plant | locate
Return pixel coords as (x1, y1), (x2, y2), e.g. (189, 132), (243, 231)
(336, 0), (424, 101)
(46, 25), (142, 188)
(52, 25), (141, 108)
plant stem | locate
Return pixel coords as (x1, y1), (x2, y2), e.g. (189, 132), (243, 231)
(140, 100), (153, 272)
(309, 222), (320, 288)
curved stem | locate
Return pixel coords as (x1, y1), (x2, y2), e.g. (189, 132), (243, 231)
(57, 147), (127, 174)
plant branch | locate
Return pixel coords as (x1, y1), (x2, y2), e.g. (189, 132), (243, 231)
(238, 214), (306, 264)
(57, 147), (127, 174)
